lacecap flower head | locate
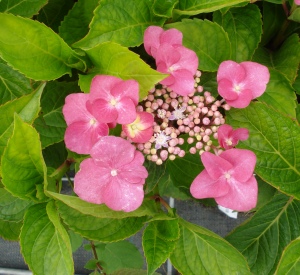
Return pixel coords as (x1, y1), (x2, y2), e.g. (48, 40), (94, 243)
(74, 136), (148, 212)
(217, 60), (270, 108)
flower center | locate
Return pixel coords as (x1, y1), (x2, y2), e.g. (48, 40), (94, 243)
(224, 172), (231, 180)
(110, 98), (118, 106)
(154, 131), (171, 149)
(169, 106), (186, 120)
(233, 84), (241, 93)
(225, 138), (233, 146)
(89, 118), (97, 126)
(111, 169), (118, 176)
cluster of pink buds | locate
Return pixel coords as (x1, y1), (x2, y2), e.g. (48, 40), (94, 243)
(121, 70), (231, 165)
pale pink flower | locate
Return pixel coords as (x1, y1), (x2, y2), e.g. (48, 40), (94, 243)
(217, 124), (249, 149)
(217, 60), (270, 108)
(156, 43), (198, 96)
(62, 93), (109, 154)
(89, 75), (139, 124)
(190, 149), (257, 212)
(74, 136), (148, 212)
(122, 112), (154, 143)
(144, 26), (182, 58)
(295, 0), (300, 5)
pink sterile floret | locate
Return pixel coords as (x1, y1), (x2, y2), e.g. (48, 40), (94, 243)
(122, 111), (154, 143)
(62, 93), (109, 154)
(295, 0), (300, 5)
(217, 124), (249, 149)
(144, 26), (183, 58)
(89, 75), (139, 125)
(190, 149), (257, 212)
(217, 60), (270, 108)
(156, 43), (198, 96)
(74, 136), (148, 212)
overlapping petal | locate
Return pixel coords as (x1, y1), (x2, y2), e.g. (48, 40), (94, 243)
(218, 124), (249, 149)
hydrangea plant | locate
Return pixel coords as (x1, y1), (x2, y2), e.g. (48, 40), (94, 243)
(0, 0), (300, 274)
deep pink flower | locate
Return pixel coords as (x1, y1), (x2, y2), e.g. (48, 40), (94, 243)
(74, 136), (148, 212)
(62, 93), (109, 154)
(156, 43), (198, 96)
(218, 124), (249, 149)
(190, 149), (257, 212)
(144, 26), (182, 58)
(217, 61), (270, 108)
(122, 112), (154, 143)
(89, 75), (139, 124)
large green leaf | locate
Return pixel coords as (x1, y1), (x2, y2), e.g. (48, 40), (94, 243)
(111, 269), (160, 275)
(226, 193), (300, 274)
(1, 115), (47, 201)
(0, 0), (48, 17)
(166, 19), (231, 72)
(152, 0), (178, 18)
(173, 0), (249, 16)
(73, 0), (165, 49)
(59, 0), (99, 45)
(0, 219), (22, 240)
(213, 4), (262, 62)
(275, 237), (300, 275)
(20, 202), (74, 275)
(34, 81), (80, 148)
(79, 42), (167, 99)
(0, 59), (32, 105)
(227, 102), (300, 199)
(0, 187), (33, 221)
(170, 218), (251, 275)
(42, 141), (68, 169)
(0, 13), (86, 80)
(57, 201), (146, 242)
(288, 7), (300, 23)
(143, 219), (179, 275)
(258, 69), (296, 118)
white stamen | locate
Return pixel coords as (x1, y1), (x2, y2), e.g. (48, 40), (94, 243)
(111, 169), (118, 176)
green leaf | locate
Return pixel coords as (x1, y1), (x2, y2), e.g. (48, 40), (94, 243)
(288, 7), (300, 23)
(144, 160), (168, 194)
(80, 42), (167, 99)
(255, 177), (277, 211)
(49, 192), (158, 218)
(199, 71), (218, 97)
(57, 201), (147, 242)
(213, 4), (262, 62)
(297, 105), (300, 124)
(2, 115), (47, 201)
(0, 0), (48, 17)
(36, 0), (75, 33)
(293, 74), (300, 95)
(258, 69), (296, 118)
(73, 0), (165, 49)
(170, 218), (251, 275)
(226, 193), (300, 274)
(95, 241), (144, 274)
(42, 141), (68, 169)
(166, 19), (231, 72)
(275, 237), (300, 275)
(0, 187), (33, 221)
(0, 83), (44, 158)
(226, 102), (300, 199)
(0, 219), (22, 240)
(59, 0), (99, 45)
(0, 59), (32, 105)
(0, 13), (86, 81)
(111, 269), (160, 275)
(20, 202), (74, 275)
(34, 81), (80, 148)
(143, 219), (179, 275)
(68, 230), (83, 253)
(173, 0), (249, 16)
(152, 0), (178, 18)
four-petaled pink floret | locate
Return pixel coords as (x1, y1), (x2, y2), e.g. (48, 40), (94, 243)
(217, 60), (270, 108)
(62, 93), (109, 154)
(122, 111), (154, 143)
(190, 149), (258, 212)
(89, 75), (139, 125)
(217, 124), (249, 149)
(74, 136), (148, 212)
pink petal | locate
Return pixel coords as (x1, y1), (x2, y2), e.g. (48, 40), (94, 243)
(74, 158), (111, 204)
(102, 177), (145, 212)
(116, 97), (137, 124)
(64, 121), (108, 154)
(91, 136), (136, 168)
(296, 0), (300, 5)
(231, 128), (249, 142)
(220, 149), (256, 182)
(131, 127), (154, 143)
(90, 99), (118, 123)
(144, 26), (164, 57)
(139, 111), (154, 128)
(190, 170), (230, 199)
(217, 60), (247, 84)
(173, 45), (198, 74)
(225, 88), (253, 108)
(111, 79), (139, 106)
(155, 43), (182, 69)
(217, 124), (234, 149)
(160, 29), (182, 47)
(62, 93), (91, 125)
(201, 152), (233, 180)
(217, 79), (239, 101)
(215, 175), (258, 212)
(240, 61), (270, 98)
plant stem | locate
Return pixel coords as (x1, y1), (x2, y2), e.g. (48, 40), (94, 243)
(90, 241), (106, 274)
